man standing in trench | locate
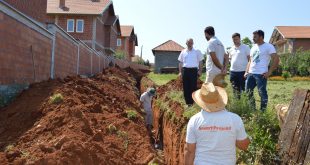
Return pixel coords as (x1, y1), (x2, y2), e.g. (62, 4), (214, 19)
(178, 38), (204, 106)
(140, 88), (156, 135)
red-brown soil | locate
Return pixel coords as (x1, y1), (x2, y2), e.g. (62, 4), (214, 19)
(151, 77), (202, 165)
(0, 67), (155, 165)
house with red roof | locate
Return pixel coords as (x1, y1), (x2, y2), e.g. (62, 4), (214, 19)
(152, 40), (184, 73)
(270, 26), (310, 54)
(117, 25), (138, 61)
(4, 0), (121, 55)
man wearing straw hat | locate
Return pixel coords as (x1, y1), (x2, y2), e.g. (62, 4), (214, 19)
(184, 83), (250, 165)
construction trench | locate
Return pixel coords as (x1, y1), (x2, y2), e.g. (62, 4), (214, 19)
(0, 66), (193, 165)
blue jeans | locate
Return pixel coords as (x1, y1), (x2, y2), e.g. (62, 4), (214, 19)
(245, 73), (268, 112)
(230, 71), (246, 99)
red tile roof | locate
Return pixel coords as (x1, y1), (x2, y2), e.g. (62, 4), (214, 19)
(120, 25), (134, 37)
(152, 40), (184, 54)
(276, 26), (310, 39)
(47, 0), (111, 15)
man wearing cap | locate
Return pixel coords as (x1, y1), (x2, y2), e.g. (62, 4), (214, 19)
(227, 33), (250, 98)
(178, 38), (204, 106)
(140, 88), (156, 134)
(245, 30), (279, 111)
(184, 83), (250, 165)
(204, 26), (229, 83)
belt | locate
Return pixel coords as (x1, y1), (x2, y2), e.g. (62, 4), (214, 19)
(183, 67), (198, 69)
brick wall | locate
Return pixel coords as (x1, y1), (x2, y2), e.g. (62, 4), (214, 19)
(294, 39), (310, 52)
(57, 15), (93, 41)
(78, 44), (92, 75)
(0, 10), (52, 84)
(54, 33), (78, 78)
(0, 1), (148, 86)
(4, 0), (54, 23)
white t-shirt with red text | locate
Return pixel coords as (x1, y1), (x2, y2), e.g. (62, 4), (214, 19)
(186, 109), (248, 165)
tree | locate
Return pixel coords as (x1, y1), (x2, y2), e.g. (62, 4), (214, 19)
(242, 37), (253, 48)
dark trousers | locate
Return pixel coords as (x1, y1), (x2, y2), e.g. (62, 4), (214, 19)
(230, 71), (246, 99)
(182, 67), (198, 105)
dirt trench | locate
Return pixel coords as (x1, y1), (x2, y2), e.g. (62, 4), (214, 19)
(141, 77), (202, 165)
(0, 67), (158, 165)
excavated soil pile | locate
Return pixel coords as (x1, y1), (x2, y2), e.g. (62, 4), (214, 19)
(0, 67), (155, 165)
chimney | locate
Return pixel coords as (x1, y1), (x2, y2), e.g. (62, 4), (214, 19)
(59, 0), (65, 8)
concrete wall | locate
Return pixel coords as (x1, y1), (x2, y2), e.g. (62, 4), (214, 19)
(154, 51), (181, 73)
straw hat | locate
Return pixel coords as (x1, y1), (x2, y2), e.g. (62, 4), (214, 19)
(213, 73), (228, 88)
(192, 83), (228, 112)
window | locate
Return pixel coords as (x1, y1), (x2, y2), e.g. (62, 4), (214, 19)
(67, 19), (74, 32)
(117, 38), (122, 46)
(76, 19), (84, 33)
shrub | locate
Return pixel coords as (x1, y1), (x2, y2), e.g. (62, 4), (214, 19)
(126, 110), (138, 120)
(49, 93), (63, 104)
(227, 92), (281, 164)
(4, 144), (14, 152)
(281, 71), (291, 80)
(115, 50), (126, 60)
(280, 49), (310, 76)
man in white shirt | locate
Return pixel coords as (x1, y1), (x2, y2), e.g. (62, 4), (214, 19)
(245, 30), (279, 111)
(184, 83), (250, 165)
(140, 88), (156, 134)
(178, 38), (204, 106)
(227, 33), (250, 99)
(204, 26), (229, 83)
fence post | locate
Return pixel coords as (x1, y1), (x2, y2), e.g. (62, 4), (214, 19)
(47, 24), (56, 79)
(77, 43), (80, 75)
(91, 53), (93, 75)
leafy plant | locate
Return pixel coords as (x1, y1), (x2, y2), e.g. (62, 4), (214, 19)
(280, 49), (310, 76)
(115, 50), (126, 60)
(107, 124), (117, 134)
(117, 130), (129, 150)
(281, 71), (291, 80)
(4, 144), (14, 152)
(125, 110), (138, 120)
(49, 93), (64, 104)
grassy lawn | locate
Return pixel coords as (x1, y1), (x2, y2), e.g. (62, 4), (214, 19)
(148, 72), (310, 107)
(147, 72), (179, 85)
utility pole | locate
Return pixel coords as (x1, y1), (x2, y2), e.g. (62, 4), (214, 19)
(140, 45), (143, 59)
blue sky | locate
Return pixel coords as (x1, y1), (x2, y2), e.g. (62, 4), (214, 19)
(113, 0), (310, 63)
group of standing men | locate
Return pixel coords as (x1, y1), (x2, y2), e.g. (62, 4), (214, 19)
(180, 26), (280, 164)
(178, 26), (279, 112)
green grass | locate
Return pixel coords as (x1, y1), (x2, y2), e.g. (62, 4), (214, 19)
(49, 93), (64, 104)
(147, 72), (178, 85)
(125, 109), (138, 120)
(149, 72), (310, 107)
